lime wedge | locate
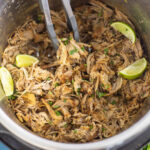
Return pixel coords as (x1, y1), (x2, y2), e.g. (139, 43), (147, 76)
(119, 58), (147, 79)
(0, 67), (14, 96)
(111, 22), (136, 43)
(16, 54), (39, 67)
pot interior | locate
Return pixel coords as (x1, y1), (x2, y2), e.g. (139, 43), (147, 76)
(0, 0), (150, 149)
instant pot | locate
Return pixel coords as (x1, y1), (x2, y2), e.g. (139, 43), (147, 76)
(0, 0), (150, 149)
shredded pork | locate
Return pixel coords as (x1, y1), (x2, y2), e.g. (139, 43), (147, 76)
(2, 0), (150, 143)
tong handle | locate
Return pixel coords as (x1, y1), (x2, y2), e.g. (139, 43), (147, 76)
(39, 0), (59, 50)
(61, 0), (80, 42)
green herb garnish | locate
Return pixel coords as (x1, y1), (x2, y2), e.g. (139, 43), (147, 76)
(8, 95), (16, 100)
(46, 77), (50, 81)
(103, 108), (107, 112)
(98, 8), (103, 17)
(141, 93), (144, 97)
(110, 60), (114, 65)
(55, 110), (61, 116)
(101, 83), (104, 87)
(64, 40), (69, 45)
(68, 36), (72, 41)
(91, 94), (95, 98)
(48, 121), (53, 125)
(64, 99), (67, 103)
(102, 127), (105, 132)
(72, 79), (74, 85)
(74, 129), (77, 134)
(69, 48), (78, 55)
(54, 82), (60, 88)
(81, 46), (85, 51)
(77, 88), (81, 95)
(105, 84), (110, 89)
(116, 53), (120, 56)
(48, 101), (53, 106)
(13, 64), (17, 67)
(61, 36), (72, 45)
(84, 64), (87, 67)
(37, 15), (43, 22)
(89, 125), (93, 130)
(53, 105), (60, 109)
(64, 123), (68, 128)
(104, 48), (109, 55)
(48, 91), (53, 95)
(111, 100), (116, 105)
(96, 91), (106, 98)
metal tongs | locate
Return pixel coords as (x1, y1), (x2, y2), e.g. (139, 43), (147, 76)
(38, 0), (79, 50)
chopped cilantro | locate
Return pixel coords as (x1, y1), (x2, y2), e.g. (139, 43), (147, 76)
(61, 36), (72, 45)
(96, 91), (106, 98)
(8, 95), (16, 100)
(77, 88), (81, 92)
(53, 105), (60, 109)
(64, 123), (68, 128)
(46, 77), (50, 81)
(91, 94), (95, 98)
(37, 15), (43, 22)
(98, 8), (103, 17)
(48, 91), (53, 95)
(116, 53), (120, 56)
(55, 82), (60, 88)
(68, 36), (72, 41)
(103, 108), (107, 112)
(109, 20), (113, 25)
(63, 99), (67, 103)
(77, 88), (81, 95)
(111, 100), (116, 105)
(55, 110), (61, 116)
(64, 40), (69, 45)
(66, 80), (70, 84)
(141, 93), (145, 97)
(48, 121), (53, 125)
(69, 48), (78, 55)
(48, 101), (53, 106)
(81, 46), (85, 51)
(74, 129), (77, 134)
(13, 64), (17, 67)
(101, 83), (104, 87)
(104, 48), (109, 55)
(89, 125), (93, 130)
(105, 84), (110, 89)
(14, 90), (18, 95)
(84, 64), (87, 67)
(110, 60), (114, 65)
(102, 127), (105, 132)
(72, 79), (74, 85)
(90, 79), (94, 83)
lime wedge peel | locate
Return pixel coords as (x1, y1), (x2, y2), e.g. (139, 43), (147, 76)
(0, 67), (14, 96)
(111, 22), (136, 43)
(119, 58), (147, 79)
(16, 54), (39, 68)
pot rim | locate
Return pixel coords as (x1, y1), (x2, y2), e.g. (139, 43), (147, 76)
(0, 107), (150, 150)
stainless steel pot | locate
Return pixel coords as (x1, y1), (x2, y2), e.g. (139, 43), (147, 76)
(0, 0), (150, 149)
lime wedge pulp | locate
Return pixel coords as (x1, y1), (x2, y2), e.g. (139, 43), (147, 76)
(119, 58), (147, 79)
(111, 22), (136, 43)
(16, 54), (39, 67)
(0, 67), (14, 96)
